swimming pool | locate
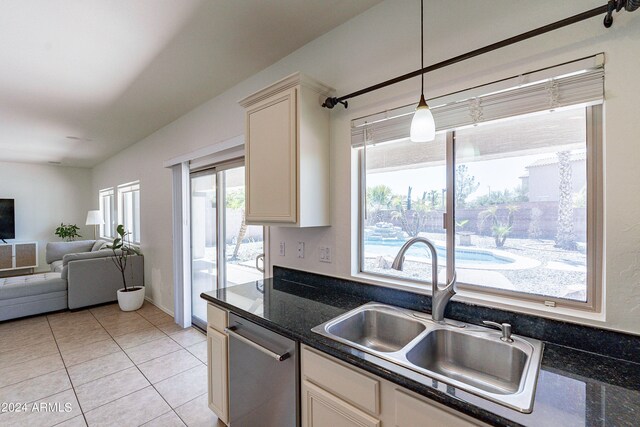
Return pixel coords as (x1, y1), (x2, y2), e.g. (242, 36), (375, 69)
(364, 238), (514, 266)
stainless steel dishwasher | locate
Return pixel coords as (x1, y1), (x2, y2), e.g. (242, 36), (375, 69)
(225, 312), (299, 427)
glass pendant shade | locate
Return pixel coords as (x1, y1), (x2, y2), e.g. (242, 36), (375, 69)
(411, 0), (435, 143)
(410, 96), (436, 142)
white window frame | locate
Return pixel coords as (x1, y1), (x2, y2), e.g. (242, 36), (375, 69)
(355, 57), (604, 312)
(98, 188), (115, 239)
(358, 107), (602, 312)
(117, 181), (141, 245)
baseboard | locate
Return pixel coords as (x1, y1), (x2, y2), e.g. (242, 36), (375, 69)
(144, 296), (174, 317)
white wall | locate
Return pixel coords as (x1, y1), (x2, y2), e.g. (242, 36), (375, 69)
(0, 161), (92, 271)
(91, 0), (640, 334)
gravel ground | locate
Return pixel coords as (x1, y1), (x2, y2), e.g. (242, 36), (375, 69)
(364, 232), (587, 302)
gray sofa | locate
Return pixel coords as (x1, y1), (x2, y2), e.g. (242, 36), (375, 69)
(0, 240), (144, 321)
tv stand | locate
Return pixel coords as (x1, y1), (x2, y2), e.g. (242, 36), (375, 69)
(0, 242), (38, 273)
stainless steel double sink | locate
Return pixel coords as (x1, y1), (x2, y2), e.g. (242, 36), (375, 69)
(311, 302), (543, 413)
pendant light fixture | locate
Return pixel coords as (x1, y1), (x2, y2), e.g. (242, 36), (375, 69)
(410, 0), (436, 142)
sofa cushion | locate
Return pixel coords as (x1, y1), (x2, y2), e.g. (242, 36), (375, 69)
(0, 273), (66, 300)
(92, 240), (108, 252)
(50, 260), (64, 273)
(46, 240), (96, 264)
(63, 250), (115, 267)
(0, 291), (67, 322)
(61, 250), (125, 280)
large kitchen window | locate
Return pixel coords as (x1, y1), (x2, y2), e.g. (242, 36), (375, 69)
(355, 56), (603, 310)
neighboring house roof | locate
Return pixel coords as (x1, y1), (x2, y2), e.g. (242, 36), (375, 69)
(526, 151), (586, 168)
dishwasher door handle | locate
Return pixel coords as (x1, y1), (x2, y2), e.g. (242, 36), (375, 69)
(225, 327), (290, 362)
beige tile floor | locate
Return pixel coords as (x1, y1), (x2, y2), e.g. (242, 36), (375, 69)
(0, 302), (224, 427)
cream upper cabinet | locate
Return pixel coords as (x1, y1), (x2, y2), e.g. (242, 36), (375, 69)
(301, 345), (484, 427)
(240, 72), (333, 227)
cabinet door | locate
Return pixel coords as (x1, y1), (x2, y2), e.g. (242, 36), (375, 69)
(395, 389), (478, 427)
(302, 380), (380, 427)
(0, 245), (12, 270)
(207, 326), (229, 424)
(245, 87), (297, 224)
(15, 243), (37, 268)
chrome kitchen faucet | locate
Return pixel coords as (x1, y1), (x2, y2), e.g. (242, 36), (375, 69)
(391, 236), (457, 322)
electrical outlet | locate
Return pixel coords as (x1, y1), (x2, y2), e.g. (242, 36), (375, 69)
(297, 242), (305, 259)
(319, 246), (332, 263)
(279, 242), (285, 256)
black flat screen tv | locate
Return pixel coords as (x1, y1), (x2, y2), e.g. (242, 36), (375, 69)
(0, 199), (15, 241)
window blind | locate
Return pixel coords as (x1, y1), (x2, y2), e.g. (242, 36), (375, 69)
(351, 54), (604, 148)
(117, 182), (140, 194)
(99, 188), (114, 197)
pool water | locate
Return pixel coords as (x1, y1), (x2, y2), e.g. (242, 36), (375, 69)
(364, 239), (513, 265)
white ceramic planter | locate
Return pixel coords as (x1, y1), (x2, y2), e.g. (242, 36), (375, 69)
(117, 286), (145, 311)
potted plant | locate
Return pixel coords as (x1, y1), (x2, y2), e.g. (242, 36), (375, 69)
(107, 225), (144, 311)
(54, 223), (81, 241)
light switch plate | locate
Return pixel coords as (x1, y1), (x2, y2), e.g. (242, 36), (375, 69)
(279, 242), (285, 256)
(297, 242), (305, 258)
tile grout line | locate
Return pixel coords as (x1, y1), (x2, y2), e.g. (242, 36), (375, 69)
(0, 353), (63, 390)
(138, 409), (183, 427)
(0, 368), (68, 402)
(131, 346), (185, 367)
(0, 369), (71, 423)
(55, 310), (166, 422)
(45, 314), (90, 427)
(87, 306), (195, 426)
(67, 364), (132, 390)
(158, 327), (207, 427)
(171, 391), (209, 427)
(0, 334), (57, 356)
(142, 390), (209, 427)
(2, 304), (205, 426)
(166, 328), (207, 350)
(61, 337), (121, 369)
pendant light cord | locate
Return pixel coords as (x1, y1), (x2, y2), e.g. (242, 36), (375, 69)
(420, 0), (424, 97)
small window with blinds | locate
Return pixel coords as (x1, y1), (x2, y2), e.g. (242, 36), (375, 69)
(117, 181), (141, 245)
(99, 188), (115, 239)
(355, 56), (603, 310)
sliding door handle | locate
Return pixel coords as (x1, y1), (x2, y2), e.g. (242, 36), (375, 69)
(225, 326), (290, 362)
(255, 253), (265, 273)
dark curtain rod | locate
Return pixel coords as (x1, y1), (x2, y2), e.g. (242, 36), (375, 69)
(322, 3), (618, 109)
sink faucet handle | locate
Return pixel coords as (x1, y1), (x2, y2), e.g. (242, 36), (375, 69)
(482, 321), (514, 343)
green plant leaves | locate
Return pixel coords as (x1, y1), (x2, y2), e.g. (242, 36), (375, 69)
(54, 223), (82, 242)
(106, 224), (141, 292)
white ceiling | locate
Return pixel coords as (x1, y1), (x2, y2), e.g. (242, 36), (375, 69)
(0, 0), (381, 168)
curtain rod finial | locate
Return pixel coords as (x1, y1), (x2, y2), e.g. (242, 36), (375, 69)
(322, 97), (348, 109)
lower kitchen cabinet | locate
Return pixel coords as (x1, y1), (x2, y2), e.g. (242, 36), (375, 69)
(207, 327), (228, 424)
(394, 388), (478, 427)
(205, 303), (482, 427)
(301, 345), (483, 427)
(303, 380), (380, 427)
(207, 304), (229, 425)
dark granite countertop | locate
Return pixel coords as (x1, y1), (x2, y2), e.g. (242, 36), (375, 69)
(201, 276), (640, 427)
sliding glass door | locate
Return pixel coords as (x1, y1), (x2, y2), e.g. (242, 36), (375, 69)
(190, 171), (217, 327)
(190, 163), (264, 328)
(222, 166), (265, 288)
